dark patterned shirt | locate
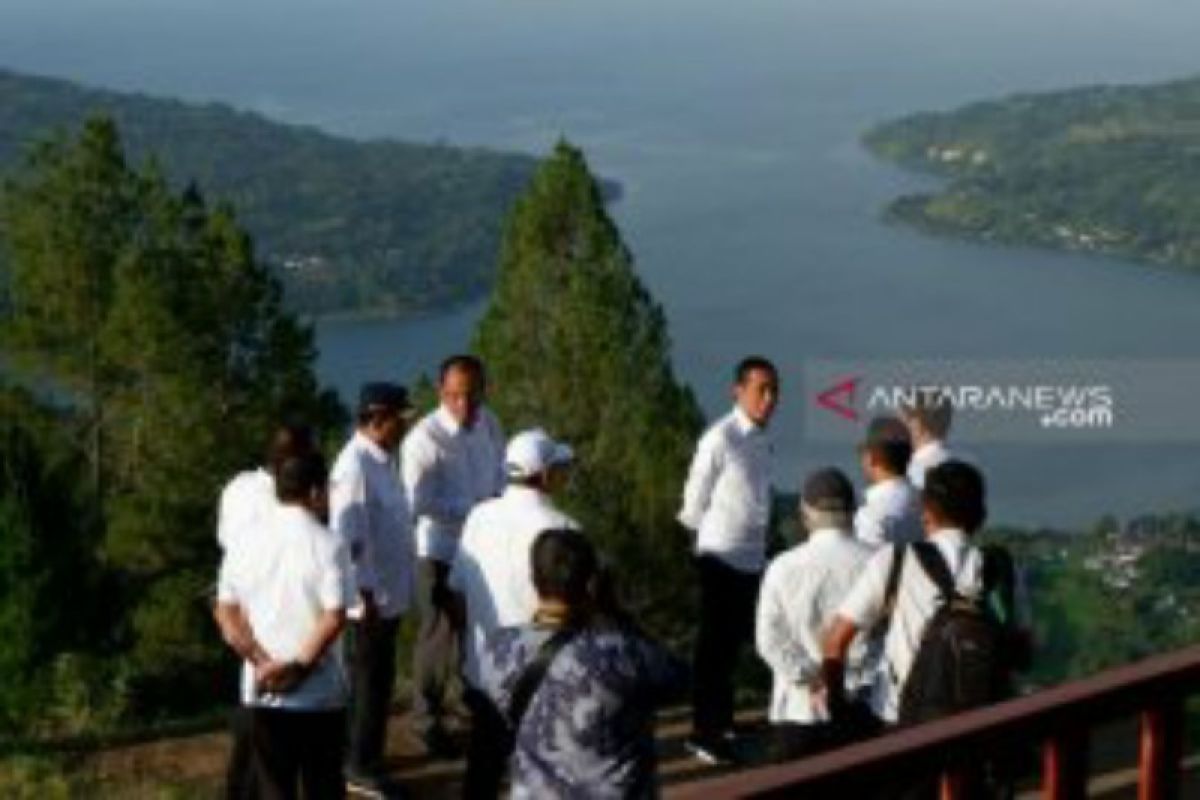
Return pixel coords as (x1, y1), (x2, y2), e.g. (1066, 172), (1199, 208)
(481, 623), (688, 799)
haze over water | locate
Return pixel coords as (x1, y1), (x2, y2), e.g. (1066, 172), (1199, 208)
(5, 0), (1200, 526)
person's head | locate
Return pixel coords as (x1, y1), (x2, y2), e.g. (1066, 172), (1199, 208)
(275, 451), (329, 519)
(265, 422), (316, 478)
(356, 382), (415, 452)
(733, 356), (779, 427)
(531, 529), (598, 611)
(899, 388), (953, 446)
(921, 459), (987, 534)
(505, 429), (574, 494)
(799, 467), (856, 533)
(439, 355), (487, 429)
(858, 416), (913, 483)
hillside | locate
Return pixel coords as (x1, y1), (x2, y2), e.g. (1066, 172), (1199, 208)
(0, 68), (538, 316)
(864, 76), (1200, 269)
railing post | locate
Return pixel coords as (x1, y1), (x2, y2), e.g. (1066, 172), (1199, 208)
(1138, 698), (1184, 800)
(1043, 728), (1088, 800)
(939, 768), (968, 800)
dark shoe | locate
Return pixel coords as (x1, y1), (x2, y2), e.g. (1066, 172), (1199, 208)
(422, 726), (464, 760)
(685, 734), (738, 766)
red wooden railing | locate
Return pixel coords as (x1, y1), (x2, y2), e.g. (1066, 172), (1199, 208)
(669, 644), (1200, 799)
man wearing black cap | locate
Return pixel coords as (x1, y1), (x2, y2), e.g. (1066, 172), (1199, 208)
(330, 382), (418, 796)
(756, 468), (876, 758)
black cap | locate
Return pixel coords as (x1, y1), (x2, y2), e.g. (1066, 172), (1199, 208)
(358, 382), (414, 416)
(802, 468), (856, 514)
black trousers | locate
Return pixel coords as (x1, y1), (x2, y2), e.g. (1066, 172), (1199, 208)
(225, 706), (257, 799)
(411, 558), (461, 737)
(691, 554), (762, 737)
(462, 687), (514, 799)
(248, 707), (346, 800)
(348, 615), (400, 774)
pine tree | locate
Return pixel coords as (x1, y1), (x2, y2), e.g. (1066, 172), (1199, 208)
(474, 141), (703, 638)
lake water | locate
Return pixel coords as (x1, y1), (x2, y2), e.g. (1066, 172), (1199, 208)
(5, 0), (1200, 527)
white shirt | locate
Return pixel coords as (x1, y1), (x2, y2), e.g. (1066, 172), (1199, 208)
(854, 477), (923, 549)
(678, 407), (773, 573)
(907, 440), (952, 489)
(756, 528), (875, 724)
(217, 505), (354, 710)
(217, 468), (275, 553)
(448, 485), (579, 689)
(330, 430), (416, 619)
(837, 528), (984, 722)
(402, 406), (506, 564)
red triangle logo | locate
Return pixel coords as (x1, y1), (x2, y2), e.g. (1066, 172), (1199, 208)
(816, 376), (861, 422)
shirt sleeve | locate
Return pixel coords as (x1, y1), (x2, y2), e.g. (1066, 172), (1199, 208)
(316, 534), (354, 611)
(216, 547), (240, 604)
(678, 430), (722, 531)
(329, 459), (377, 596)
(755, 561), (819, 684)
(854, 505), (887, 549)
(487, 411), (507, 498)
(836, 546), (895, 632)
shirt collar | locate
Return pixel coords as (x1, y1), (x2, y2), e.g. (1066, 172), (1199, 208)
(504, 484), (550, 505)
(354, 429), (391, 464)
(732, 406), (762, 434)
(928, 526), (968, 546)
(865, 475), (909, 502)
(807, 527), (849, 543)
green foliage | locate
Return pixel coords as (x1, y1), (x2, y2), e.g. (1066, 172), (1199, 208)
(0, 67), (539, 315)
(474, 141), (704, 641)
(0, 116), (345, 733)
(865, 76), (1200, 269)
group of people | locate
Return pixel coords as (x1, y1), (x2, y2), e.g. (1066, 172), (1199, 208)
(212, 352), (1030, 800)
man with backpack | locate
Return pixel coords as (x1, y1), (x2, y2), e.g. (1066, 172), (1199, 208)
(821, 460), (1028, 795)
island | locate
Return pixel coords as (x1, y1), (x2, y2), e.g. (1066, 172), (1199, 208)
(864, 75), (1200, 270)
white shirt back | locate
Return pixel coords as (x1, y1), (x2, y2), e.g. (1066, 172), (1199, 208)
(837, 529), (984, 722)
(448, 485), (579, 689)
(854, 476), (923, 548)
(678, 408), (773, 573)
(330, 431), (416, 619)
(217, 505), (355, 710)
(907, 440), (952, 489)
(756, 529), (875, 724)
(402, 406), (506, 564)
(217, 468), (275, 553)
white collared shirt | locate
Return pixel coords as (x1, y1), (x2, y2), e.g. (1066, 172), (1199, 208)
(907, 440), (952, 489)
(402, 405), (506, 564)
(756, 528), (875, 724)
(448, 485), (580, 689)
(854, 476), (923, 549)
(678, 407), (773, 573)
(217, 467), (275, 553)
(217, 504), (354, 711)
(837, 528), (984, 722)
(330, 430), (416, 619)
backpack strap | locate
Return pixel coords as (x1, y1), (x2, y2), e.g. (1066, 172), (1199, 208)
(869, 544), (907, 640)
(911, 540), (957, 602)
(507, 627), (578, 730)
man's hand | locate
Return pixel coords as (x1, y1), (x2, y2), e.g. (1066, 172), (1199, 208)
(255, 659), (308, 694)
(360, 590), (379, 627)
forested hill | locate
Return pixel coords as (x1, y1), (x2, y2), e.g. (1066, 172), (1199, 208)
(0, 67), (538, 316)
(864, 75), (1200, 270)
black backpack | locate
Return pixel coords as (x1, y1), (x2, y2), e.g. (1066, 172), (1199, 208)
(896, 541), (1013, 726)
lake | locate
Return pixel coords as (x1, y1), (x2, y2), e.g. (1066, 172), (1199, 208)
(5, 0), (1200, 526)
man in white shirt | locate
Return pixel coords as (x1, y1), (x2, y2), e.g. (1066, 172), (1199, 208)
(402, 355), (505, 756)
(678, 356), (778, 764)
(329, 382), (418, 794)
(214, 451), (354, 799)
(899, 389), (956, 490)
(822, 460), (991, 727)
(449, 428), (578, 798)
(214, 422), (314, 799)
(855, 416), (923, 548)
(756, 468), (876, 758)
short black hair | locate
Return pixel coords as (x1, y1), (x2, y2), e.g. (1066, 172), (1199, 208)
(275, 451), (328, 504)
(901, 388), (953, 438)
(531, 529), (596, 605)
(735, 356), (778, 385)
(266, 423), (316, 477)
(922, 460), (986, 533)
(439, 354), (486, 385)
(861, 416), (913, 476)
